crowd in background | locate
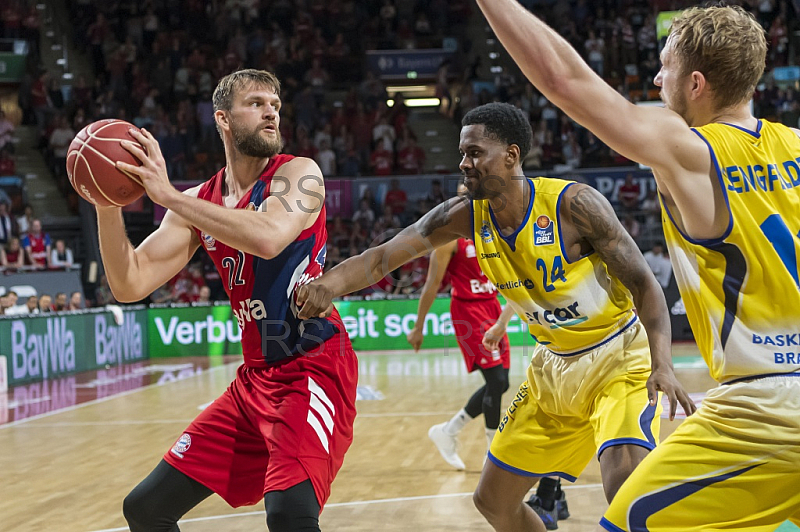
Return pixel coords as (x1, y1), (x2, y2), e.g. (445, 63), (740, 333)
(1, 0), (797, 306)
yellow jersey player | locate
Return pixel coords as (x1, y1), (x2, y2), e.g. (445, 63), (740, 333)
(473, 1), (800, 531)
(296, 102), (694, 532)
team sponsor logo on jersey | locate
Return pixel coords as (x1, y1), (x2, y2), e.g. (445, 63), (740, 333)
(200, 231), (216, 251)
(170, 433), (192, 458)
(481, 252), (501, 259)
(534, 215), (554, 245)
(496, 278), (534, 290)
(523, 301), (588, 329)
(480, 221), (494, 244)
(469, 279), (497, 294)
(465, 243), (476, 258)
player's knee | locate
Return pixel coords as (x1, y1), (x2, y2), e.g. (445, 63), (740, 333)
(473, 484), (501, 520)
(265, 509), (320, 532)
(264, 480), (321, 532)
(123, 488), (171, 532)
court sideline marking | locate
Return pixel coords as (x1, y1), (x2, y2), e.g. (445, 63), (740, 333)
(87, 484), (604, 532)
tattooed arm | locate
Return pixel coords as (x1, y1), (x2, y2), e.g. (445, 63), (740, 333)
(563, 184), (696, 419)
(297, 196), (472, 319)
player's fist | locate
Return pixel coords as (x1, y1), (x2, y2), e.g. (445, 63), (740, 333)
(296, 281), (335, 319)
(407, 327), (423, 352)
(482, 323), (505, 353)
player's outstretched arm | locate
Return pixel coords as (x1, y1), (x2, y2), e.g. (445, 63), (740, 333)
(297, 196), (472, 319)
(474, 0), (707, 178)
(563, 184), (696, 420)
(97, 196), (201, 303)
(407, 241), (457, 351)
(118, 129), (324, 260)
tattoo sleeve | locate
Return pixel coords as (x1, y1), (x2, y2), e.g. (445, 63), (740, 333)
(565, 185), (650, 299)
(419, 196), (471, 239)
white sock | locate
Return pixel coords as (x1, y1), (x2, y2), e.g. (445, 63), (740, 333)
(485, 428), (497, 450)
(444, 408), (472, 435)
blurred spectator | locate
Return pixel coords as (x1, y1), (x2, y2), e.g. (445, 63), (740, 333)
(315, 140), (337, 177)
(644, 242), (672, 289)
(0, 201), (14, 245)
(16, 204), (34, 235)
(523, 137), (543, 170)
(349, 220), (370, 253)
(585, 30), (605, 77)
(1, 237), (25, 268)
(2, 290), (19, 313)
(618, 173), (641, 212)
(37, 294), (52, 313)
(562, 132), (582, 169)
(50, 239), (74, 268)
(0, 146), (14, 176)
(54, 292), (67, 312)
(369, 143), (394, 176)
(197, 286), (212, 303)
(0, 110), (14, 151)
(372, 116), (396, 153)
(426, 180), (446, 205)
(24, 295), (40, 315)
(95, 275), (117, 305)
(621, 214), (641, 242)
(397, 138), (426, 175)
(49, 115), (75, 182)
(640, 189), (661, 230)
(0, 293), (10, 315)
(22, 219), (51, 268)
(373, 205), (401, 241)
(68, 291), (83, 311)
(384, 179), (407, 215)
(150, 283), (174, 305)
(327, 216), (350, 253)
(352, 198), (376, 226)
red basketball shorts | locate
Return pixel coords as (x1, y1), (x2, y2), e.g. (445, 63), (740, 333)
(163, 332), (358, 509)
(450, 297), (511, 373)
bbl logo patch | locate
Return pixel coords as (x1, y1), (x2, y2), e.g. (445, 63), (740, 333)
(171, 433), (192, 458)
(480, 222), (494, 244)
(534, 215), (554, 246)
(201, 231), (216, 251)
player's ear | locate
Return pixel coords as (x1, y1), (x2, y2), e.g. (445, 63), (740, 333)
(506, 144), (520, 167)
(215, 110), (229, 132)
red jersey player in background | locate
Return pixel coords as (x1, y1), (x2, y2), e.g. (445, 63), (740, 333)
(98, 69), (358, 532)
(407, 184), (512, 468)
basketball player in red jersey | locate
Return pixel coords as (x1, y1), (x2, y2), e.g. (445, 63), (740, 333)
(98, 69), (358, 532)
(407, 184), (512, 470)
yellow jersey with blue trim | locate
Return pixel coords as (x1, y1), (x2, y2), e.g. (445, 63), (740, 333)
(662, 119), (800, 383)
(472, 177), (636, 355)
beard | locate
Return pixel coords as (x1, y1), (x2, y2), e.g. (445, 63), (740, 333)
(463, 175), (490, 200)
(231, 119), (284, 158)
(661, 88), (689, 123)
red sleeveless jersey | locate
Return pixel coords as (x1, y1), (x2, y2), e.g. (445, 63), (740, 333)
(446, 238), (497, 301)
(194, 154), (343, 367)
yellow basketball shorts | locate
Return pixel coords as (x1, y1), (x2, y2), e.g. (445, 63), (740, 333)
(601, 374), (800, 532)
(489, 319), (661, 481)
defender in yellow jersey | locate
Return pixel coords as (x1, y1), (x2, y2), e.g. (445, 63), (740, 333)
(471, 1), (800, 530)
(296, 103), (694, 532)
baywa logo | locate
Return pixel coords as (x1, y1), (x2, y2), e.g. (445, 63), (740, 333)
(480, 221), (494, 244)
(96, 312), (145, 365)
(11, 318), (76, 380)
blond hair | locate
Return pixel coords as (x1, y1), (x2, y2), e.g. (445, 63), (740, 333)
(212, 69), (281, 113)
(669, 5), (766, 110)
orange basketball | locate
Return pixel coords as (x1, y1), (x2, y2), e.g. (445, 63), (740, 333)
(66, 119), (146, 207)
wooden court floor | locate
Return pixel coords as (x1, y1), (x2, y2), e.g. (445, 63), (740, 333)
(1, 345), (795, 532)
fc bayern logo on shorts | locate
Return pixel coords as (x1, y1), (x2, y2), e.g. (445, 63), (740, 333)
(170, 433), (192, 459)
(534, 215), (554, 246)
